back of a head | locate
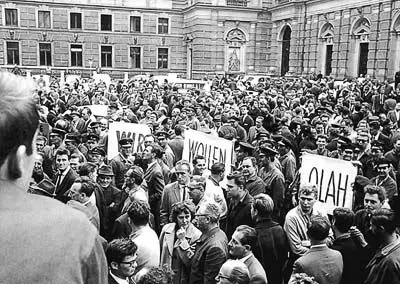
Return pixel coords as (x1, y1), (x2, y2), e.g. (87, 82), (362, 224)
(201, 203), (221, 224)
(211, 162), (225, 175)
(253, 193), (274, 218)
(371, 208), (396, 235)
(333, 207), (354, 233)
(307, 215), (331, 242)
(0, 72), (39, 180)
(222, 260), (250, 284)
(136, 266), (173, 284)
(127, 200), (150, 226)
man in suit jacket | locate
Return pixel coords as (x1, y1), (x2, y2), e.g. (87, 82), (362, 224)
(252, 194), (288, 284)
(225, 171), (255, 240)
(160, 160), (191, 226)
(53, 148), (79, 203)
(229, 225), (268, 284)
(289, 216), (343, 284)
(105, 238), (138, 284)
(143, 143), (165, 233)
(332, 208), (364, 284)
(187, 203), (228, 284)
(168, 125), (185, 161)
(240, 104), (254, 133)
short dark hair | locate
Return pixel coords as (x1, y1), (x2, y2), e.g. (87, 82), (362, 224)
(105, 238), (138, 266)
(210, 162), (225, 175)
(150, 143), (164, 159)
(364, 185), (386, 203)
(333, 207), (354, 233)
(0, 72), (39, 179)
(79, 162), (98, 177)
(371, 209), (396, 234)
(137, 266), (173, 284)
(227, 171), (246, 188)
(127, 200), (150, 226)
(235, 225), (257, 251)
(253, 194), (274, 218)
(74, 176), (95, 197)
(307, 215), (331, 241)
(55, 147), (70, 158)
(193, 155), (205, 165)
(170, 201), (195, 223)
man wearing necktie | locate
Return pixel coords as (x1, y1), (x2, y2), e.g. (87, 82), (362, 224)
(160, 160), (191, 227)
(53, 147), (79, 203)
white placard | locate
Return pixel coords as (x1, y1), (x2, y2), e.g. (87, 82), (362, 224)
(107, 122), (151, 160)
(300, 153), (357, 214)
(183, 129), (234, 173)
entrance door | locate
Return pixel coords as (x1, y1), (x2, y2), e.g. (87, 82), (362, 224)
(358, 42), (369, 76)
(325, 44), (333, 76)
(281, 27), (291, 76)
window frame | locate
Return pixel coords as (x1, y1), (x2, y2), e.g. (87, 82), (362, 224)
(130, 46), (141, 69)
(6, 41), (20, 65)
(70, 44), (83, 67)
(100, 45), (113, 68)
(100, 14), (112, 31)
(4, 8), (18, 27)
(130, 15), (142, 33)
(157, 17), (169, 34)
(37, 10), (51, 29)
(69, 12), (82, 30)
(38, 42), (52, 66)
(157, 47), (169, 69)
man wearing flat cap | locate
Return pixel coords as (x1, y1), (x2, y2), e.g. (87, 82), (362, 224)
(258, 145), (286, 224)
(98, 165), (125, 235)
(277, 137), (296, 189)
(110, 138), (135, 189)
(370, 158), (398, 202)
(235, 142), (255, 167)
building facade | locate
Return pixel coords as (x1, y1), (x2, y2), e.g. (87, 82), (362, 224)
(0, 0), (400, 80)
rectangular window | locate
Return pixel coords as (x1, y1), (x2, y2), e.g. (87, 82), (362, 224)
(101, 14), (112, 31)
(130, 16), (141, 33)
(101, 46), (112, 67)
(70, 12), (82, 29)
(5, 8), (18, 26)
(158, 48), (168, 69)
(39, 43), (52, 66)
(130, 47), (141, 69)
(158, 18), (169, 34)
(71, 44), (83, 67)
(7, 42), (19, 65)
(38, 11), (51, 28)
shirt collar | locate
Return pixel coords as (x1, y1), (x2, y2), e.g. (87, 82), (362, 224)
(381, 234), (400, 256)
(110, 271), (129, 284)
(310, 243), (327, 249)
(239, 253), (252, 263)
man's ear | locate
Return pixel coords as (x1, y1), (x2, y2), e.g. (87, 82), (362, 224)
(110, 261), (119, 270)
(8, 145), (27, 179)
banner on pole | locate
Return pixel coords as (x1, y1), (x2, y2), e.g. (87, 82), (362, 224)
(299, 153), (357, 214)
(182, 129), (234, 173)
(107, 122), (151, 160)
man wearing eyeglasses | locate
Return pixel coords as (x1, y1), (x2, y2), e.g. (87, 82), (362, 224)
(106, 238), (138, 284)
(188, 203), (228, 284)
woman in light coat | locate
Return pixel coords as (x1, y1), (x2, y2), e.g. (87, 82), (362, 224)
(159, 201), (202, 284)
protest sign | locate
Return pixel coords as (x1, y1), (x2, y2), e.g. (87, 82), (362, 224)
(80, 105), (108, 117)
(107, 122), (151, 160)
(299, 153), (357, 214)
(182, 129), (234, 173)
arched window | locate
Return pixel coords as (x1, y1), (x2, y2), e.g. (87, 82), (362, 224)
(225, 28), (247, 73)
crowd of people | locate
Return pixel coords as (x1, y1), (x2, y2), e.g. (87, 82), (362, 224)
(2, 70), (400, 284)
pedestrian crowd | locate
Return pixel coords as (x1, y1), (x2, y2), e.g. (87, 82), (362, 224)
(2, 70), (400, 284)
